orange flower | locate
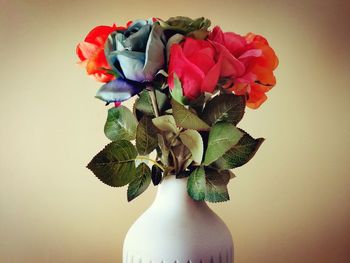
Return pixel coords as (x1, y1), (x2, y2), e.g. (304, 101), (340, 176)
(76, 24), (124, 82)
(233, 33), (279, 109)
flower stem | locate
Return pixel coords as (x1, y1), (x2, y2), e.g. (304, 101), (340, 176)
(148, 86), (160, 117)
(136, 156), (165, 171)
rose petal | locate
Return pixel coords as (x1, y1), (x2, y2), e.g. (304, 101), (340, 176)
(200, 56), (222, 93)
(200, 63), (221, 94)
(93, 72), (115, 83)
(95, 78), (142, 103)
(251, 64), (276, 86)
(229, 72), (257, 95)
(123, 24), (151, 51)
(182, 38), (208, 57)
(143, 24), (166, 81)
(246, 84), (268, 109)
(256, 45), (279, 69)
(208, 26), (225, 45)
(188, 47), (216, 74)
(126, 20), (151, 34)
(168, 44), (204, 100)
(239, 49), (262, 59)
(86, 49), (109, 74)
(85, 25), (117, 46)
(76, 42), (99, 61)
(223, 32), (246, 55)
(231, 82), (250, 96)
(212, 42), (245, 77)
(116, 51), (146, 82)
(105, 32), (126, 78)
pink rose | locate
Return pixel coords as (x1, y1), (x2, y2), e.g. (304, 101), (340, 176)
(168, 37), (244, 100)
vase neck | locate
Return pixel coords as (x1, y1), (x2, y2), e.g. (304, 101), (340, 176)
(153, 175), (206, 208)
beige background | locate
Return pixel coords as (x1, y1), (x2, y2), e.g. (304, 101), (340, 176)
(1, 0), (350, 262)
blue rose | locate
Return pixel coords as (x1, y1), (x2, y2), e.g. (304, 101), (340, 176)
(96, 19), (166, 103)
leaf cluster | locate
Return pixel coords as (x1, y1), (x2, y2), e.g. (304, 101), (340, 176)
(87, 77), (264, 203)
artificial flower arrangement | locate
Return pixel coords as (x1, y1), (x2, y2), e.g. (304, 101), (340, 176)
(76, 17), (278, 202)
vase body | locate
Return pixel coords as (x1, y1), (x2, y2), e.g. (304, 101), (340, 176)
(122, 176), (233, 263)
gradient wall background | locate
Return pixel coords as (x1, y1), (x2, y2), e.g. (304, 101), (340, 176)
(1, 0), (349, 262)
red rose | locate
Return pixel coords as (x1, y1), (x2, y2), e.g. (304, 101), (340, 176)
(76, 24), (124, 82)
(168, 37), (244, 100)
(208, 26), (246, 56)
(209, 27), (279, 109)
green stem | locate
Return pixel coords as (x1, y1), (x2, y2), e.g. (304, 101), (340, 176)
(170, 150), (178, 174)
(136, 156), (165, 171)
(148, 86), (160, 118)
(147, 86), (179, 175)
(169, 128), (183, 146)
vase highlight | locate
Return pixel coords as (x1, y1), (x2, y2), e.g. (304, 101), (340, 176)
(123, 176), (233, 263)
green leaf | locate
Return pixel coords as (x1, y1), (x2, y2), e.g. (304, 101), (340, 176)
(99, 67), (120, 78)
(202, 94), (245, 126)
(187, 167), (206, 201)
(187, 167), (230, 202)
(160, 16), (211, 35)
(127, 163), (152, 202)
(203, 123), (243, 165)
(170, 74), (187, 105)
(86, 140), (137, 187)
(172, 143), (191, 173)
(187, 28), (210, 40)
(134, 89), (168, 116)
(136, 116), (158, 155)
(151, 165), (162, 186)
(204, 168), (230, 203)
(179, 129), (204, 164)
(152, 115), (179, 134)
(183, 157), (194, 171)
(187, 93), (206, 114)
(171, 99), (210, 131)
(157, 134), (170, 166)
(166, 34), (185, 62)
(214, 131), (265, 169)
(152, 70), (168, 90)
(227, 170), (236, 179)
(104, 106), (138, 141)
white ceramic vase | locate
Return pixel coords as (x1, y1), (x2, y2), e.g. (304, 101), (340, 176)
(123, 176), (233, 263)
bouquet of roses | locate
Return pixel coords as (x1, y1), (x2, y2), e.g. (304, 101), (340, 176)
(76, 16), (278, 202)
